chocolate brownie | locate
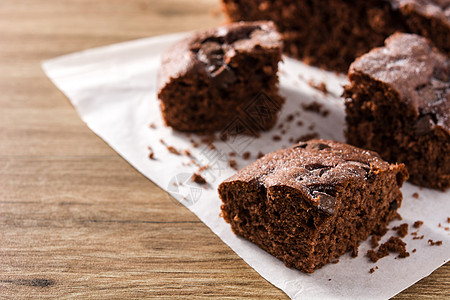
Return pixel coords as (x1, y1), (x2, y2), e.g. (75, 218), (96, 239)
(344, 33), (450, 190)
(394, 0), (450, 56)
(218, 139), (408, 273)
(157, 21), (284, 134)
(221, 0), (404, 73)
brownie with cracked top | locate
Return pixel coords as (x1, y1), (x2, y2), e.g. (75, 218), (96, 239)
(218, 139), (408, 273)
(394, 0), (450, 56)
(157, 21), (284, 134)
(345, 33), (450, 190)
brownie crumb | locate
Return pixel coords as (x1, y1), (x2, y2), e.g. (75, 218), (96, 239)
(286, 114), (294, 122)
(308, 124), (315, 131)
(192, 173), (207, 185)
(149, 123), (157, 129)
(412, 249), (417, 253)
(167, 146), (181, 155)
(393, 213), (402, 221)
(184, 149), (192, 157)
(367, 236), (409, 262)
(445, 227), (449, 231)
(447, 217), (450, 223)
(371, 235), (381, 249)
(257, 151), (264, 159)
(273, 135), (281, 141)
(412, 192), (419, 199)
(369, 268), (375, 274)
(159, 139), (166, 145)
(148, 146), (155, 160)
(296, 120), (304, 127)
(281, 129), (286, 135)
(308, 80), (328, 95)
(413, 221), (424, 229)
(242, 151), (251, 160)
(428, 240), (443, 246)
(413, 235), (424, 240)
(198, 165), (210, 172)
(351, 246), (359, 258)
(228, 152), (237, 157)
(331, 259), (339, 264)
(297, 133), (319, 143)
(229, 159), (238, 170)
(302, 101), (329, 117)
(393, 223), (408, 238)
(328, 278), (332, 281)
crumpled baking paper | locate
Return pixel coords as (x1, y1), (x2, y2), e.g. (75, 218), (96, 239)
(42, 32), (450, 299)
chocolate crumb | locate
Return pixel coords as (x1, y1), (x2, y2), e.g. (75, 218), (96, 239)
(281, 129), (286, 135)
(351, 246), (358, 257)
(447, 217), (450, 223)
(273, 135), (281, 141)
(445, 227), (449, 231)
(308, 80), (328, 95)
(159, 139), (166, 145)
(242, 151), (251, 160)
(184, 149), (192, 157)
(428, 240), (442, 246)
(412, 249), (416, 253)
(412, 192), (419, 199)
(198, 165), (210, 172)
(308, 124), (315, 131)
(413, 221), (424, 229)
(369, 268), (375, 274)
(257, 151), (264, 159)
(328, 278), (331, 281)
(167, 146), (181, 155)
(192, 173), (207, 185)
(148, 146), (155, 160)
(302, 101), (329, 117)
(296, 120), (303, 127)
(229, 152), (237, 157)
(331, 259), (339, 264)
(287, 114), (294, 122)
(413, 235), (424, 240)
(367, 236), (409, 262)
(392, 223), (408, 238)
(393, 213), (402, 221)
(229, 159), (238, 170)
(149, 123), (157, 129)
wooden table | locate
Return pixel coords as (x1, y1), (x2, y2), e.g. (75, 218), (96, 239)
(0, 0), (448, 298)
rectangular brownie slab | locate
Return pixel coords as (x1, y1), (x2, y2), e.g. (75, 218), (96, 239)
(218, 139), (408, 273)
(345, 33), (450, 190)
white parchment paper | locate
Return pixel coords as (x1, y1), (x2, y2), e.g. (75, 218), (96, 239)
(42, 33), (450, 299)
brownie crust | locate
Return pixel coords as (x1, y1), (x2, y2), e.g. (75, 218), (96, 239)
(219, 139), (408, 273)
(394, 0), (450, 56)
(345, 33), (450, 190)
(158, 21), (284, 134)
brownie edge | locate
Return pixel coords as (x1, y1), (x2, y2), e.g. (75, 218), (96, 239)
(218, 139), (408, 273)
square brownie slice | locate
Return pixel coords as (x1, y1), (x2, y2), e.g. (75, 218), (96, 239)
(218, 139), (408, 273)
(394, 0), (450, 56)
(157, 21), (284, 134)
(222, 0), (404, 73)
(345, 33), (450, 190)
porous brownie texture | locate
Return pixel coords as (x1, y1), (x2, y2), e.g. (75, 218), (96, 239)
(394, 0), (450, 56)
(344, 33), (450, 190)
(157, 21), (284, 134)
(218, 139), (408, 273)
(221, 0), (404, 73)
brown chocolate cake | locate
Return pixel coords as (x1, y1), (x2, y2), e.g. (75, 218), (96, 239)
(157, 21), (284, 134)
(345, 33), (450, 190)
(218, 139), (408, 273)
(394, 0), (450, 56)
(222, 0), (404, 73)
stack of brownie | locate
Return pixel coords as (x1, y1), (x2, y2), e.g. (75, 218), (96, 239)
(157, 1), (449, 273)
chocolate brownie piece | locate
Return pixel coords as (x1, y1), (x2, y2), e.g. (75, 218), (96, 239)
(218, 139), (408, 273)
(345, 33), (450, 190)
(157, 21), (284, 134)
(394, 0), (450, 56)
(221, 0), (404, 73)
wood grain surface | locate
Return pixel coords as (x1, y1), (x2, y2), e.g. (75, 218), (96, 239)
(0, 0), (448, 298)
